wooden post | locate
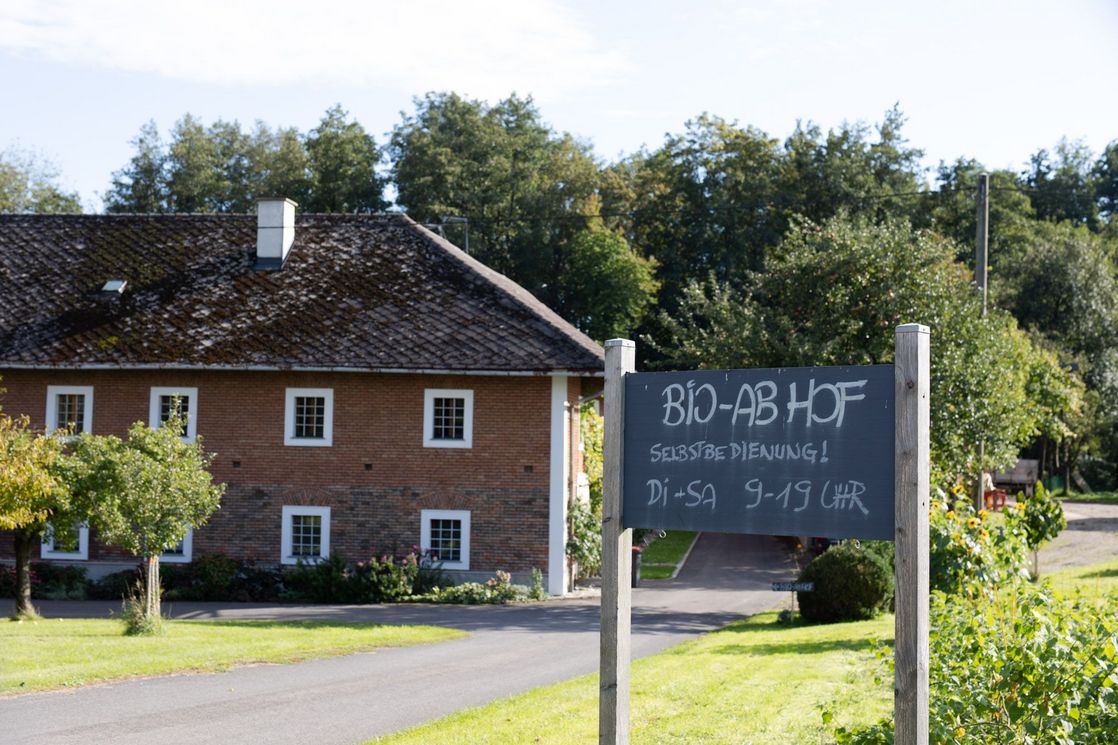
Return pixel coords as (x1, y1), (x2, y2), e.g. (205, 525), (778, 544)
(894, 324), (930, 745)
(601, 338), (635, 745)
(974, 173), (989, 511)
(975, 173), (989, 315)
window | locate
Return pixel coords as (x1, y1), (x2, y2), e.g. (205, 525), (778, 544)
(160, 529), (193, 563)
(420, 509), (471, 570)
(280, 506), (331, 564)
(41, 523), (89, 561)
(149, 387), (198, 443)
(423, 389), (473, 448)
(46, 386), (93, 435)
(284, 388), (334, 446)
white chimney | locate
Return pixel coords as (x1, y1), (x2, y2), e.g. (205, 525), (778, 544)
(256, 198), (297, 269)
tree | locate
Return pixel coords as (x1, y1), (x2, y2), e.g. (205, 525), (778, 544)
(1024, 139), (1100, 229)
(0, 147), (81, 213)
(1094, 140), (1118, 220)
(165, 114), (224, 213)
(918, 160), (1036, 276)
(69, 412), (223, 629)
(390, 92), (601, 305)
(612, 108), (926, 317)
(104, 121), (169, 213)
(558, 227), (659, 341)
(0, 415), (76, 617)
(304, 104), (387, 213)
(1000, 221), (1118, 396)
(650, 215), (1044, 481)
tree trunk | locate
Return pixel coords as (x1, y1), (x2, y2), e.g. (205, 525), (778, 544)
(1033, 548), (1040, 580)
(13, 527), (37, 618)
(144, 555), (161, 621)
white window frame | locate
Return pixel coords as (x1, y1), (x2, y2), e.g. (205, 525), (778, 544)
(423, 389), (474, 449)
(280, 505), (331, 565)
(420, 509), (471, 571)
(149, 387), (199, 443)
(284, 388), (334, 447)
(41, 523), (89, 561)
(160, 528), (194, 563)
(45, 385), (93, 436)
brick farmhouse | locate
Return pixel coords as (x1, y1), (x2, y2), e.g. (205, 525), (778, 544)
(0, 199), (604, 595)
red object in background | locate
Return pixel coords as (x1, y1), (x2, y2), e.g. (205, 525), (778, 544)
(984, 489), (1008, 511)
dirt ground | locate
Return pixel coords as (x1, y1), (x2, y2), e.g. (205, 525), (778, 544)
(1038, 500), (1118, 572)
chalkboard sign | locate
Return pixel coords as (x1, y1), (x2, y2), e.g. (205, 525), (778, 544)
(622, 365), (895, 540)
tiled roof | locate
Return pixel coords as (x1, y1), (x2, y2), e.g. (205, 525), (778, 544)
(0, 213), (604, 373)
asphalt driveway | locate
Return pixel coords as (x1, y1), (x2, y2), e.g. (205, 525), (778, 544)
(1, 532), (795, 745)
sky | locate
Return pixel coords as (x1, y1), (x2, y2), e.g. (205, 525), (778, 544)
(1, 0), (1115, 211)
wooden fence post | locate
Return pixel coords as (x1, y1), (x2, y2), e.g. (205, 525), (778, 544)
(894, 324), (930, 745)
(601, 338), (635, 745)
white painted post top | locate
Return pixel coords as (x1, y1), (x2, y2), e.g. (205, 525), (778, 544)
(895, 324), (930, 334)
(604, 338), (636, 348)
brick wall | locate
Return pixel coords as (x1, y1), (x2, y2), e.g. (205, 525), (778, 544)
(0, 368), (575, 575)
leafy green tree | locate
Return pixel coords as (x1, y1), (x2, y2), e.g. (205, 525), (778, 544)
(918, 160), (1037, 276)
(304, 104), (386, 213)
(612, 108), (925, 316)
(390, 92), (601, 304)
(254, 125), (312, 206)
(0, 415), (77, 618)
(780, 105), (925, 225)
(165, 114), (224, 213)
(1024, 139), (1100, 229)
(105, 121), (169, 213)
(0, 147), (81, 213)
(558, 227), (659, 341)
(68, 413), (223, 629)
(650, 215), (1041, 480)
(1094, 140), (1118, 220)
(619, 115), (787, 308)
(1000, 221), (1118, 393)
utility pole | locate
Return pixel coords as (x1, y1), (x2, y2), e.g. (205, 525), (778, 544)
(974, 173), (989, 512)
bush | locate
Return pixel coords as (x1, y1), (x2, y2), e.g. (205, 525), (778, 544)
(87, 568), (143, 600)
(796, 542), (893, 623)
(162, 553), (241, 601)
(281, 551), (432, 603)
(282, 554), (362, 603)
(835, 586), (1118, 744)
(930, 492), (1029, 594)
(32, 563), (88, 600)
(353, 553), (420, 603)
(425, 571), (529, 604)
(566, 501), (601, 579)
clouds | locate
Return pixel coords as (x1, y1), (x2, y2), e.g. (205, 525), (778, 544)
(0, 0), (630, 100)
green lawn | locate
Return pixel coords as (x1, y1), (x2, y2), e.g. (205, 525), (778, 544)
(1059, 491), (1118, 505)
(0, 619), (465, 694)
(639, 531), (698, 581)
(369, 612), (893, 744)
(1044, 557), (1118, 599)
(368, 558), (1118, 745)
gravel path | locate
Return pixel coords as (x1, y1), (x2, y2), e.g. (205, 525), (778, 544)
(1038, 500), (1118, 573)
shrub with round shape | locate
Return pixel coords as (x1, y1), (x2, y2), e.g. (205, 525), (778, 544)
(797, 542), (894, 623)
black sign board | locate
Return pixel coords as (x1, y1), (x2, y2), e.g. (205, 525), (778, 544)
(622, 365), (895, 540)
(772, 582), (814, 592)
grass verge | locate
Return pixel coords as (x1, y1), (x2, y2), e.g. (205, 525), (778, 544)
(639, 531), (698, 581)
(1058, 491), (1118, 505)
(1044, 557), (1118, 599)
(369, 612), (893, 744)
(0, 619), (464, 695)
(638, 564), (675, 580)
